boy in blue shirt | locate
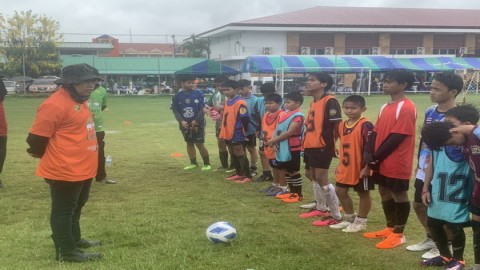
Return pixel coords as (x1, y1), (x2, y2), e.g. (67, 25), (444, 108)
(171, 74), (211, 171)
(238, 79), (260, 176)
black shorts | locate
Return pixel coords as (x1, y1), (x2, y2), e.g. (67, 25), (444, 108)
(269, 159), (279, 169)
(181, 126), (205, 143)
(225, 140), (245, 146)
(373, 172), (410, 192)
(427, 216), (470, 229)
(303, 148), (333, 170)
(245, 134), (257, 147)
(469, 204), (480, 217)
(336, 177), (375, 192)
(413, 178), (426, 203)
(275, 151), (301, 173)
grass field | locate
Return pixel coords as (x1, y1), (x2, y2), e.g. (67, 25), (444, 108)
(0, 93), (477, 270)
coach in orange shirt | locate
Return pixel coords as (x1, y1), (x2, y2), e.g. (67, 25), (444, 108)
(27, 64), (103, 262)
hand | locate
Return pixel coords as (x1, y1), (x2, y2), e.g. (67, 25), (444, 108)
(450, 124), (475, 136)
(265, 139), (274, 147)
(191, 120), (199, 127)
(421, 191), (431, 206)
(181, 121), (189, 129)
(359, 166), (371, 178)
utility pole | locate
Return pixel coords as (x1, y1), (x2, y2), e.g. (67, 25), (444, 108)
(171, 35), (176, 58)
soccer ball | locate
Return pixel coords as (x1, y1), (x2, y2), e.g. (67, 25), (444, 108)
(206, 221), (237, 243)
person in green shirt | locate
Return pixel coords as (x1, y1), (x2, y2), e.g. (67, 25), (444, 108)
(89, 83), (116, 184)
(206, 76), (230, 170)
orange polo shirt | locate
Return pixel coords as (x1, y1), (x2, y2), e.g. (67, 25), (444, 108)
(30, 88), (98, 181)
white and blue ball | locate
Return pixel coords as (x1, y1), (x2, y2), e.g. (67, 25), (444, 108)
(206, 221), (237, 243)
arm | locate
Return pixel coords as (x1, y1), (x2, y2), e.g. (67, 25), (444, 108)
(266, 119), (302, 146)
(421, 154), (434, 206)
(171, 95), (188, 128)
(239, 104), (250, 132)
(26, 133), (49, 158)
(360, 121), (375, 178)
(192, 91), (205, 125)
(368, 133), (407, 169)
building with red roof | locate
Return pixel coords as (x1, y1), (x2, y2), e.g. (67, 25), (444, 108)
(196, 6), (480, 70)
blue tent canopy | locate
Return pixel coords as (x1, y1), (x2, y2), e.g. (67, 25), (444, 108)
(243, 55), (480, 73)
(175, 60), (239, 76)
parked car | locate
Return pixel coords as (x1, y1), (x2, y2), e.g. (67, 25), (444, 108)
(28, 77), (59, 93)
(3, 80), (17, 94)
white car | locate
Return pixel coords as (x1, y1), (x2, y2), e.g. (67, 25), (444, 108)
(3, 80), (16, 94)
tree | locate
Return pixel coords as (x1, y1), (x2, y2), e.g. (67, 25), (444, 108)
(0, 10), (63, 78)
(182, 34), (210, 58)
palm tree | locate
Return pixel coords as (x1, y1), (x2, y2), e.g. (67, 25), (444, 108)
(182, 34), (210, 59)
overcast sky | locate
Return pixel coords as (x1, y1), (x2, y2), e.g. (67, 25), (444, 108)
(2, 0), (479, 44)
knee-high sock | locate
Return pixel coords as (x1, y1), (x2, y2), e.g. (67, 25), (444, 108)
(232, 155), (241, 175)
(428, 220), (452, 258)
(313, 181), (327, 212)
(289, 173), (303, 196)
(472, 220), (480, 264)
(321, 183), (341, 220)
(381, 199), (396, 229)
(286, 176), (292, 192)
(450, 226), (466, 261)
(393, 201), (410, 234)
(237, 155), (251, 178)
(219, 151), (229, 168)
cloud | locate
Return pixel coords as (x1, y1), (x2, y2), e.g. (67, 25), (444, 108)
(1, 0), (478, 43)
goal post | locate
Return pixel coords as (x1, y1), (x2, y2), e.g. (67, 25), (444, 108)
(274, 66), (374, 97)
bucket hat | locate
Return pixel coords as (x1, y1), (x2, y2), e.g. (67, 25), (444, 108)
(55, 64), (102, 85)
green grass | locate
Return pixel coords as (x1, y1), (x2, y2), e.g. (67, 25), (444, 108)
(0, 93), (477, 269)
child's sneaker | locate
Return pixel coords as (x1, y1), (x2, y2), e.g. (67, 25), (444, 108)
(329, 221), (351, 229)
(407, 238), (436, 252)
(421, 247), (440, 259)
(275, 193), (291, 199)
(259, 185), (276, 193)
(225, 174), (243, 180)
(419, 256), (449, 267)
(282, 193), (303, 203)
(444, 259), (465, 270)
(299, 209), (330, 218)
(183, 164), (198, 170)
(225, 168), (236, 173)
(201, 165), (212, 171)
(342, 222), (366, 233)
(265, 187), (283, 196)
(375, 233), (406, 249)
(235, 177), (251, 184)
(312, 217), (341, 227)
(363, 227), (393, 239)
(299, 201), (316, 209)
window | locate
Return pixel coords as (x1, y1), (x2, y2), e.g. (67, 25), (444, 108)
(311, 48), (325, 55)
(345, 48), (371, 55)
(433, 48), (458, 55)
(390, 48), (417, 55)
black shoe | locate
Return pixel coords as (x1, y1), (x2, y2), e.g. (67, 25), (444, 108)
(254, 175), (273, 182)
(77, 239), (102, 248)
(57, 250), (103, 262)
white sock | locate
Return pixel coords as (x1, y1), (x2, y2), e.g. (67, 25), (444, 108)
(313, 182), (327, 212)
(321, 183), (341, 220)
(344, 213), (356, 223)
(354, 217), (367, 225)
(279, 185), (288, 192)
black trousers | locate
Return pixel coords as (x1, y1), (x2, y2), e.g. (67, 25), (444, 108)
(0, 136), (7, 174)
(46, 178), (92, 255)
(96, 131), (106, 181)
